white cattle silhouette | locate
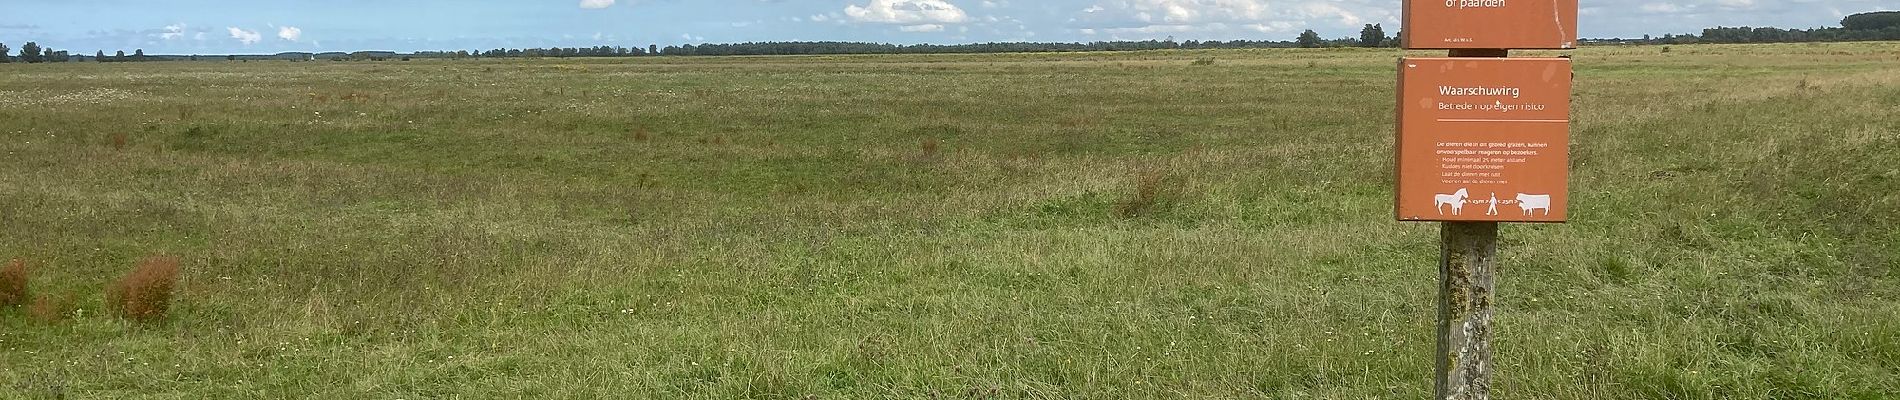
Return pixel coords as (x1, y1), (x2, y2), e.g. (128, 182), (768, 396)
(1434, 188), (1470, 215)
(1515, 193), (1552, 216)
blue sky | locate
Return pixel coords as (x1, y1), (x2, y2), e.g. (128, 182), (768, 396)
(0, 0), (1892, 54)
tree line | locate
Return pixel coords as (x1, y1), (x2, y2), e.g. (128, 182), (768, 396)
(434, 25), (1393, 58)
(0, 42), (72, 63)
(0, 41), (160, 63)
(0, 24), (1392, 63)
(467, 25), (1395, 57)
(1584, 11), (1900, 45)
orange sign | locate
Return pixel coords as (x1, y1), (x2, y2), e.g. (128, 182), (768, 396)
(1403, 0), (1578, 49)
(1396, 57), (1570, 222)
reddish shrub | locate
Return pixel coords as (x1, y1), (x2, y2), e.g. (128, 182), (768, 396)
(107, 256), (182, 322)
(0, 259), (26, 308)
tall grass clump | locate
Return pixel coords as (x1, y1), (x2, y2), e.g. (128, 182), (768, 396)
(1, 259), (27, 309)
(29, 293), (77, 323)
(921, 137), (942, 159)
(1113, 170), (1172, 218)
(106, 255), (182, 322)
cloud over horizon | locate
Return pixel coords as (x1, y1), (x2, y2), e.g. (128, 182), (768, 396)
(227, 27), (262, 45)
(845, 0), (970, 24)
(278, 26), (303, 41)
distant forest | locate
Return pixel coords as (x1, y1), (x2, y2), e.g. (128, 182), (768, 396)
(1, 11), (1897, 63)
(1583, 11), (1900, 45)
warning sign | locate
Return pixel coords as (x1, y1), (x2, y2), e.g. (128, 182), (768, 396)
(1402, 0), (1578, 49)
(1395, 57), (1571, 222)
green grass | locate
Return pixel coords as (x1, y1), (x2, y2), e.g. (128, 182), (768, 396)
(1, 42), (1897, 398)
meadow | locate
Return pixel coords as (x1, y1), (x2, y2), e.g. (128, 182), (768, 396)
(0, 42), (1896, 398)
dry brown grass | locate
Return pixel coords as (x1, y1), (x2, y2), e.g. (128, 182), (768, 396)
(1113, 170), (1171, 218)
(106, 255), (182, 322)
(1, 259), (27, 308)
(28, 293), (77, 323)
(921, 137), (941, 159)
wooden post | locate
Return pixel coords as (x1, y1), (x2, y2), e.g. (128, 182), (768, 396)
(1437, 221), (1496, 399)
(1434, 47), (1506, 400)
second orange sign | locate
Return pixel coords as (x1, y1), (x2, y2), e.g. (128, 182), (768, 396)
(1395, 57), (1572, 222)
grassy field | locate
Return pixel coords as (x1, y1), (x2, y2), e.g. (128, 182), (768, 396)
(1, 42), (1897, 398)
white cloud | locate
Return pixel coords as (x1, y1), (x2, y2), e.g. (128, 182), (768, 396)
(1091, 0), (1272, 24)
(1074, 0), (1281, 38)
(278, 26), (303, 41)
(580, 0), (615, 9)
(1245, 22), (1295, 33)
(901, 24), (946, 32)
(227, 27), (262, 45)
(159, 24), (186, 40)
(1289, 3), (1362, 26)
(1640, 3), (1683, 13)
(844, 0), (969, 24)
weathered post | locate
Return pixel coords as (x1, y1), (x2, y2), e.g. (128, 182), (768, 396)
(1397, 0), (1578, 398)
(1436, 221), (1496, 399)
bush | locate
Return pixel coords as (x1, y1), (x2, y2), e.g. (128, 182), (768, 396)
(107, 255), (182, 322)
(1, 259), (26, 308)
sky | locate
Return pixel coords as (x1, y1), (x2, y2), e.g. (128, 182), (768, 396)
(0, 0), (1893, 54)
